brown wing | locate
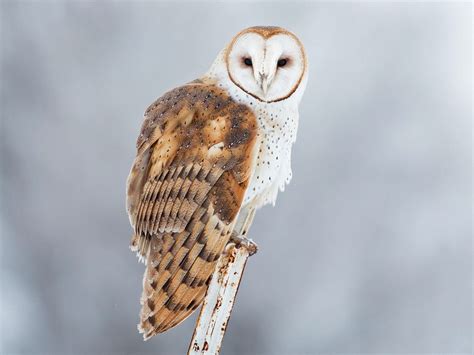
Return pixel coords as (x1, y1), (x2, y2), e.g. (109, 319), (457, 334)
(126, 82), (257, 339)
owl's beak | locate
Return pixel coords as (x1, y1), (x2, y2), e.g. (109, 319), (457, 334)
(258, 72), (271, 96)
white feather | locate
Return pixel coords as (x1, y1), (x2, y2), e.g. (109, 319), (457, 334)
(204, 31), (308, 210)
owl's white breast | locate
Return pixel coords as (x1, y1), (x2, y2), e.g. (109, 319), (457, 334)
(243, 100), (299, 208)
(215, 74), (299, 209)
(204, 49), (305, 209)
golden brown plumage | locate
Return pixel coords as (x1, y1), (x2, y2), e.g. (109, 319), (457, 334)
(126, 81), (257, 339)
(127, 25), (308, 341)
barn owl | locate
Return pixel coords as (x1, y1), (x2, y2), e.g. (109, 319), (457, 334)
(126, 26), (308, 340)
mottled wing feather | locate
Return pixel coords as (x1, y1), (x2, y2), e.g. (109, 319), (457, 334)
(126, 82), (257, 339)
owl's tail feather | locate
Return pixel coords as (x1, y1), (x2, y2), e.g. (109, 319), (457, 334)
(137, 204), (232, 340)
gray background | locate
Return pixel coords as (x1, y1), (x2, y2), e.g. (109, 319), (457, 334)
(1, 1), (471, 354)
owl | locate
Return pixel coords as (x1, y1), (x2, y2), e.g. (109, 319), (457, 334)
(126, 26), (308, 340)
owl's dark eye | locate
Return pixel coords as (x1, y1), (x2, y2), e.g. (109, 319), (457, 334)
(243, 58), (252, 67)
(277, 58), (288, 67)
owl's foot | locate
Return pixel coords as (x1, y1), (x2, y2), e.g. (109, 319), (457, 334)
(230, 233), (258, 256)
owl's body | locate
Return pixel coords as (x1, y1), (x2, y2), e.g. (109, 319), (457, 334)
(205, 45), (305, 208)
(126, 26), (307, 340)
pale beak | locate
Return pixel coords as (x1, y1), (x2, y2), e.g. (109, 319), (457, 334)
(259, 72), (270, 96)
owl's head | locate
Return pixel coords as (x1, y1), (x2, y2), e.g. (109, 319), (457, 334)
(225, 26), (307, 103)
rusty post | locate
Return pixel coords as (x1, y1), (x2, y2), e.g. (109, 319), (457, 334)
(187, 243), (250, 354)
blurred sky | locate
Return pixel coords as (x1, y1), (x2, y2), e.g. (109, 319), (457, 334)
(0, 1), (472, 354)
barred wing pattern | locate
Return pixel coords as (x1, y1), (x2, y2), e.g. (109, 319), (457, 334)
(126, 82), (257, 339)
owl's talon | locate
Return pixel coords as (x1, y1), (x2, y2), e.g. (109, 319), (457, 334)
(230, 234), (258, 256)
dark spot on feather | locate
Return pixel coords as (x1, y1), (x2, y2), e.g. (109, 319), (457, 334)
(183, 273), (194, 286)
(164, 298), (176, 309)
(187, 299), (197, 310)
(147, 299), (155, 311)
(162, 278), (171, 291)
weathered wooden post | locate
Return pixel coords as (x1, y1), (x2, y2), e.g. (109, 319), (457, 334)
(188, 243), (252, 354)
